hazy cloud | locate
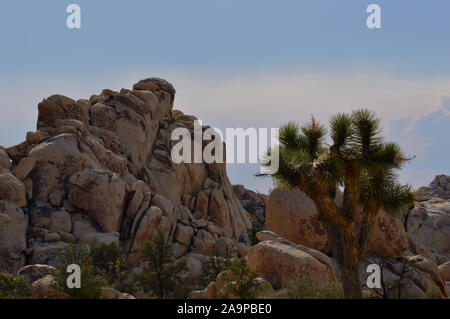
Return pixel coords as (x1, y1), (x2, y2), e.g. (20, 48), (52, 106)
(1, 70), (449, 191)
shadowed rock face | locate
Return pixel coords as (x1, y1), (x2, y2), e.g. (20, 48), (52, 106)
(0, 78), (252, 272)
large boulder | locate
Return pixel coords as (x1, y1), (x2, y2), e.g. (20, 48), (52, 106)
(0, 148), (11, 170)
(37, 95), (89, 129)
(266, 187), (408, 258)
(266, 188), (329, 253)
(247, 236), (336, 289)
(18, 264), (57, 284)
(0, 201), (27, 273)
(406, 198), (450, 264)
(0, 78), (254, 272)
(368, 209), (409, 258)
(438, 261), (450, 282)
(127, 206), (163, 266)
(0, 170), (26, 207)
(69, 169), (127, 233)
(28, 134), (93, 203)
(360, 255), (448, 299)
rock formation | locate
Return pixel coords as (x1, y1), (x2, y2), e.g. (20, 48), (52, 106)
(0, 78), (252, 273)
(232, 184), (267, 229)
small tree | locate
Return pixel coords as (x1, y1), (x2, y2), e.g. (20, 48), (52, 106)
(52, 241), (104, 299)
(261, 110), (415, 298)
(217, 258), (262, 299)
(200, 254), (232, 288)
(137, 229), (189, 298)
(91, 243), (135, 294)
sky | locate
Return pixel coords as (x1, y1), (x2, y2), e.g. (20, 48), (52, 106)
(1, 0), (450, 193)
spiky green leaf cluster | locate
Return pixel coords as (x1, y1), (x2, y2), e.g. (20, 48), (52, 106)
(261, 109), (415, 216)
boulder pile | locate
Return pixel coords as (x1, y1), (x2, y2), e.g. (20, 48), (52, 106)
(0, 78), (252, 274)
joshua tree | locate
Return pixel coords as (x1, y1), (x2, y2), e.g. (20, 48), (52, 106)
(261, 109), (415, 298)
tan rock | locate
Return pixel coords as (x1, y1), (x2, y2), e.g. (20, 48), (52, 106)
(71, 215), (98, 237)
(266, 187), (408, 258)
(79, 232), (120, 249)
(69, 169), (127, 233)
(30, 242), (69, 266)
(209, 189), (232, 238)
(28, 134), (93, 203)
(0, 169), (27, 207)
(18, 264), (56, 284)
(438, 261), (450, 282)
(44, 232), (60, 242)
(195, 190), (209, 219)
(15, 157), (37, 180)
(247, 239), (336, 289)
(256, 230), (278, 242)
(49, 190), (66, 207)
(117, 293), (136, 299)
(266, 188), (330, 253)
(0, 148), (11, 170)
(37, 94), (89, 129)
(101, 287), (120, 299)
(127, 206), (163, 265)
(31, 275), (55, 297)
(406, 200), (450, 263)
(49, 210), (71, 233)
(0, 201), (27, 273)
(174, 223), (194, 246)
(367, 209), (409, 258)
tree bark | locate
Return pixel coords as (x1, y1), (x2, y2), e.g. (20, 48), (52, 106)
(341, 227), (363, 298)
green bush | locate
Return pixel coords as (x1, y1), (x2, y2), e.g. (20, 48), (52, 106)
(91, 243), (136, 294)
(52, 241), (105, 299)
(0, 272), (32, 299)
(137, 229), (189, 298)
(200, 254), (231, 287)
(217, 258), (262, 299)
(276, 275), (344, 299)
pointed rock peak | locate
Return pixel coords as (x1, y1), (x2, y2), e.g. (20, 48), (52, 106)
(133, 78), (176, 101)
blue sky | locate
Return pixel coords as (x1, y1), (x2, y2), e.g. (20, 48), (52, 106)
(1, 0), (450, 192)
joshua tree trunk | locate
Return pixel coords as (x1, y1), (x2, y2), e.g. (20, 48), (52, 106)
(341, 228), (363, 298)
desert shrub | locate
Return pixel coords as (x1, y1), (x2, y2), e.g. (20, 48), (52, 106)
(200, 254), (232, 287)
(137, 229), (189, 298)
(91, 243), (136, 294)
(217, 258), (262, 299)
(52, 241), (105, 299)
(276, 275), (344, 299)
(0, 272), (32, 299)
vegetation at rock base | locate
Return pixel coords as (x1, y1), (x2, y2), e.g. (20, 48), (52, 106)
(216, 258), (263, 299)
(52, 241), (105, 299)
(274, 274), (344, 299)
(0, 272), (31, 299)
(91, 243), (136, 295)
(261, 109), (415, 298)
(137, 229), (190, 298)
